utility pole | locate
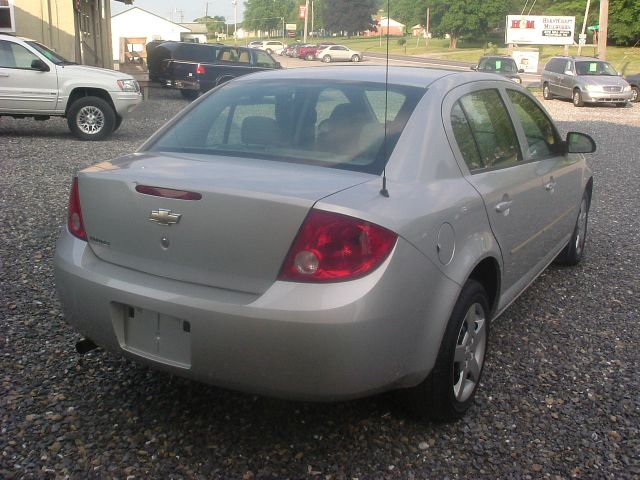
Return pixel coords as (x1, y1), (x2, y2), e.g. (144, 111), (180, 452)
(232, 0), (237, 45)
(577, 0), (591, 56)
(598, 0), (608, 59)
(303, 0), (309, 43)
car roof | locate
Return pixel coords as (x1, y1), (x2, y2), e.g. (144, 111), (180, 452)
(233, 65), (467, 89)
(551, 55), (608, 62)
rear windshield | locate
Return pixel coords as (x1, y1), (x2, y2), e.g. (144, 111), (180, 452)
(146, 79), (425, 174)
(479, 57), (517, 73)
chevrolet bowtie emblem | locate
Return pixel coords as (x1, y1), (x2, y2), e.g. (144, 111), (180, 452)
(149, 209), (182, 226)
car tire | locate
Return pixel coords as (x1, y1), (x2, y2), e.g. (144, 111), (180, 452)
(180, 90), (200, 100)
(403, 279), (490, 422)
(323, 55), (331, 63)
(631, 86), (639, 103)
(555, 190), (590, 266)
(351, 54), (361, 62)
(113, 115), (123, 132)
(572, 89), (584, 107)
(542, 83), (553, 100)
(306, 53), (314, 61)
(67, 96), (115, 141)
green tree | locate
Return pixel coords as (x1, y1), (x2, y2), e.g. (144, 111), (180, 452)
(427, 0), (510, 48)
(323, 0), (378, 36)
(194, 15), (227, 35)
(388, 0), (428, 29)
(244, 0), (295, 32)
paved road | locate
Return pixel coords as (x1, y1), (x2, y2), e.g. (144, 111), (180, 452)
(278, 52), (542, 86)
(1, 83), (638, 479)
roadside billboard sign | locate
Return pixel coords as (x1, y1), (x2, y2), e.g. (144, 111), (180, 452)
(286, 23), (297, 31)
(506, 15), (575, 45)
(512, 50), (540, 73)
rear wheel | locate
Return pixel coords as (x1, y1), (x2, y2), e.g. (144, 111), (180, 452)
(403, 279), (489, 422)
(306, 53), (314, 61)
(555, 191), (590, 266)
(573, 89), (584, 107)
(323, 55), (331, 63)
(542, 82), (552, 100)
(351, 54), (361, 62)
(67, 96), (115, 141)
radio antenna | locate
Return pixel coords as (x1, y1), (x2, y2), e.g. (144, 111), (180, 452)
(379, 0), (391, 198)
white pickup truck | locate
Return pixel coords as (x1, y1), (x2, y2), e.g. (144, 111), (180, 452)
(0, 34), (142, 140)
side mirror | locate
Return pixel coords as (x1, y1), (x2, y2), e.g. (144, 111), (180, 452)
(31, 59), (50, 72)
(518, 68), (525, 73)
(566, 132), (596, 154)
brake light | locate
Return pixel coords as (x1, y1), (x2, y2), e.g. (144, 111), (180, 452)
(279, 210), (397, 283)
(196, 64), (206, 75)
(68, 177), (87, 241)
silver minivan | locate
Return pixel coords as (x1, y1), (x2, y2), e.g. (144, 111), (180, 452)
(542, 56), (633, 107)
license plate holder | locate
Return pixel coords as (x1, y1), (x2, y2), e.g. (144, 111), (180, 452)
(122, 306), (191, 368)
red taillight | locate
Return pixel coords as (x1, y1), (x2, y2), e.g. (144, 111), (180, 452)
(68, 177), (87, 241)
(196, 64), (206, 75)
(279, 210), (397, 283)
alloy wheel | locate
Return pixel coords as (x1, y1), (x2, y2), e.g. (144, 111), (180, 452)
(76, 106), (105, 135)
(452, 302), (487, 403)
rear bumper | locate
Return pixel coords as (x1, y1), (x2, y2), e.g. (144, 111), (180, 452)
(54, 228), (460, 401)
(165, 79), (199, 91)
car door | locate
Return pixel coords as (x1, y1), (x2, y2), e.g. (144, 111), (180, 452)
(558, 59), (576, 99)
(444, 84), (550, 301)
(0, 39), (58, 113)
(504, 88), (582, 253)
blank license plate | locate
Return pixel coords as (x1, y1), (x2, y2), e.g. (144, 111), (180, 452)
(123, 306), (191, 368)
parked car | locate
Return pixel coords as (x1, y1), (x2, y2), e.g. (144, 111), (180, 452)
(541, 56), (633, 107)
(316, 44), (362, 63)
(472, 55), (523, 84)
(296, 43), (319, 61)
(150, 41), (281, 99)
(55, 66), (595, 422)
(258, 40), (286, 55)
(0, 33), (142, 140)
(247, 41), (263, 49)
(624, 73), (639, 102)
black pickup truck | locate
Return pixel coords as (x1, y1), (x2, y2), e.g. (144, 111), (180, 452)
(148, 42), (281, 99)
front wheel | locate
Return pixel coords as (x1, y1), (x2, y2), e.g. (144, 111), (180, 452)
(555, 191), (590, 266)
(631, 86), (639, 103)
(403, 279), (490, 422)
(322, 55), (331, 63)
(351, 54), (361, 63)
(573, 89), (584, 107)
(67, 96), (115, 141)
(306, 53), (314, 61)
(542, 83), (552, 100)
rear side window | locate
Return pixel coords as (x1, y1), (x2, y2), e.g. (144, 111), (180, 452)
(450, 89), (521, 171)
(176, 44), (218, 63)
(255, 50), (276, 68)
(545, 58), (564, 74)
(147, 79), (425, 175)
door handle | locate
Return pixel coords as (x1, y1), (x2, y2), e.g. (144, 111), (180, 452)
(495, 201), (512, 214)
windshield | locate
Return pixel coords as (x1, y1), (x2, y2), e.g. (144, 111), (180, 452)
(146, 79), (425, 175)
(27, 41), (73, 65)
(479, 58), (517, 74)
(576, 61), (618, 76)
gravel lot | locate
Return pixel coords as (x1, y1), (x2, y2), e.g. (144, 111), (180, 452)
(1, 79), (639, 479)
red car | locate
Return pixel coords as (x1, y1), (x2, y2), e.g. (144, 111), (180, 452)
(298, 42), (336, 61)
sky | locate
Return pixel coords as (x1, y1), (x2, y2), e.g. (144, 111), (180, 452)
(111, 0), (245, 24)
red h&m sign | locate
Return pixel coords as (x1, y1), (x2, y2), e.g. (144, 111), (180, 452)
(512, 19), (535, 29)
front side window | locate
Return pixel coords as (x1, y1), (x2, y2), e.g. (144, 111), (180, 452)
(506, 90), (561, 160)
(451, 89), (521, 171)
(147, 79), (424, 175)
(254, 50), (276, 68)
(0, 40), (39, 69)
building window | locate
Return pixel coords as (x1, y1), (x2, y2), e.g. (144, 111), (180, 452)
(0, 0), (16, 33)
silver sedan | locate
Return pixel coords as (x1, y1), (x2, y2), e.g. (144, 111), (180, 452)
(55, 66), (595, 422)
